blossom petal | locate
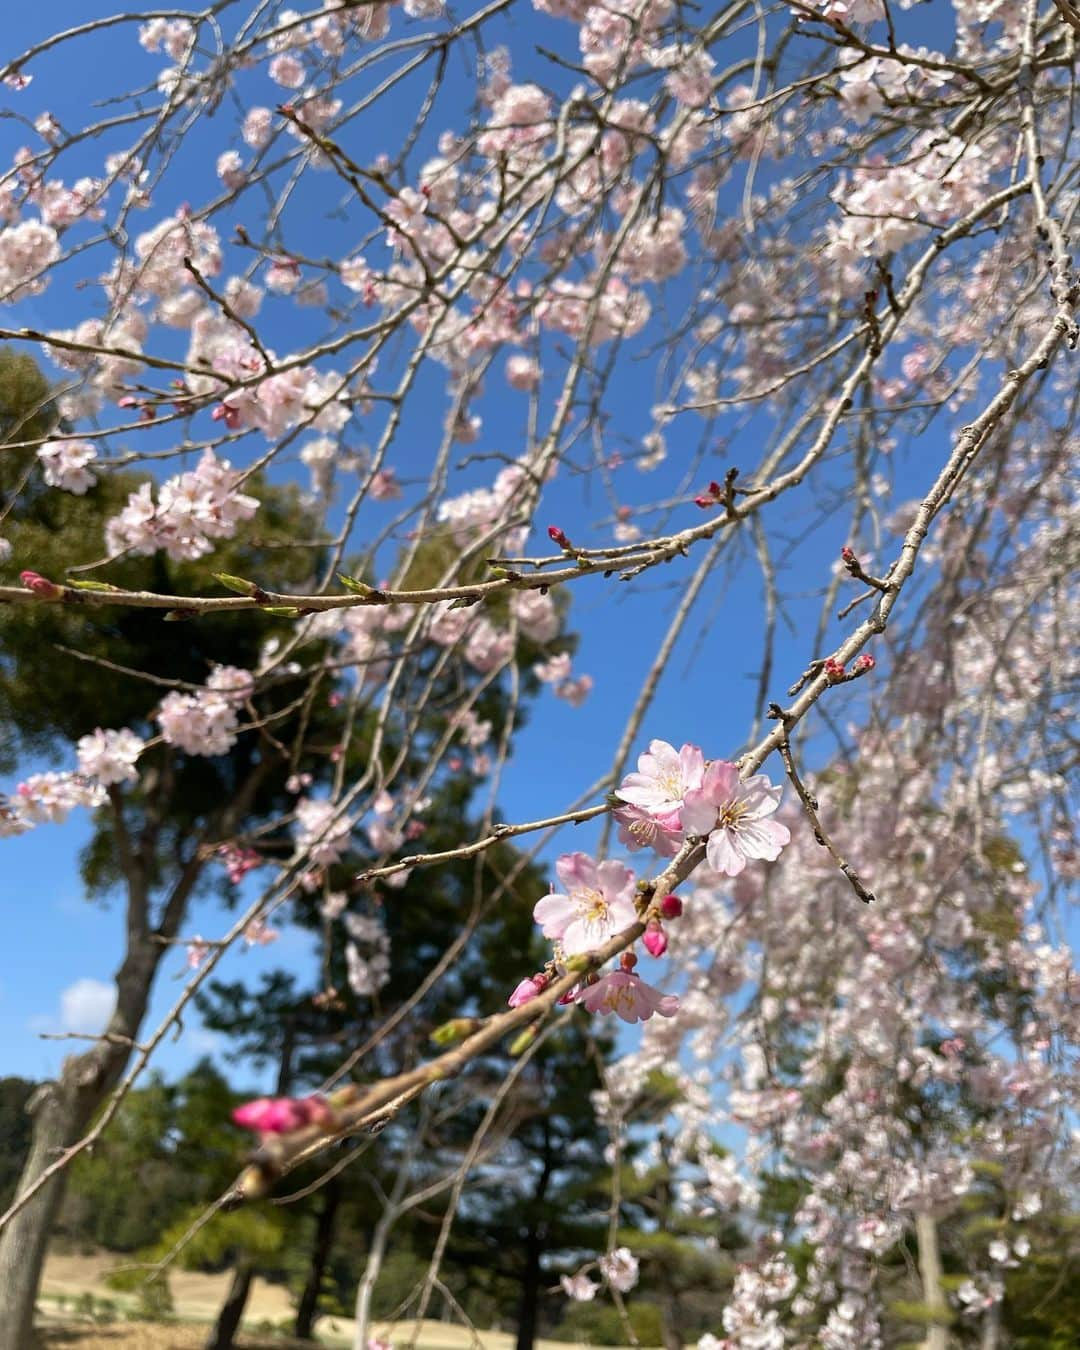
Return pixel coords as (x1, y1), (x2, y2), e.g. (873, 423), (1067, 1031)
(680, 789), (716, 836)
(534, 892), (575, 937)
(706, 828), (746, 877)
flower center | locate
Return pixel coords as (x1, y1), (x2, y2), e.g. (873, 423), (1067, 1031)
(574, 886), (609, 925)
(604, 982), (637, 1014)
(716, 800), (747, 830)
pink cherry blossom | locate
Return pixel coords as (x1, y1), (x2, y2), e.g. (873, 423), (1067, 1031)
(37, 439), (97, 494)
(599, 1246), (640, 1292)
(613, 801), (684, 856)
(560, 1273), (598, 1302)
(578, 970), (679, 1023)
(76, 727), (144, 785)
(679, 761), (790, 876)
(616, 739), (705, 818)
(533, 853), (637, 955)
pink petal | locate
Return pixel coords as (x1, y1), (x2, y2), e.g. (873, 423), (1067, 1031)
(534, 892), (575, 936)
(679, 790), (717, 837)
(706, 828), (747, 877)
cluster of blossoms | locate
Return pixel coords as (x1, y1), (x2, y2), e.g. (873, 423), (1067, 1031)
(105, 449), (258, 561)
(294, 796), (353, 866)
(37, 439), (98, 494)
(561, 1246), (640, 1302)
(613, 739), (791, 875)
(342, 911), (391, 998)
(156, 666), (253, 756)
(75, 727), (145, 785)
(0, 218), (60, 302)
(513, 741), (792, 1036)
(1, 726), (149, 838)
(0, 772), (106, 838)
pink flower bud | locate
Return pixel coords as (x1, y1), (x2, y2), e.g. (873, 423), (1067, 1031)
(693, 494), (711, 509)
(841, 545), (856, 564)
(707, 480), (722, 497)
(547, 525), (569, 548)
(659, 893), (683, 919)
(823, 658), (845, 681)
(19, 570), (63, 600)
(854, 653), (876, 672)
(232, 1094), (333, 1135)
(508, 974), (548, 1008)
(643, 920), (667, 958)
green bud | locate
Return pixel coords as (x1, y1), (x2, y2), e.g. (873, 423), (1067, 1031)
(564, 953), (593, 973)
(509, 1026), (539, 1057)
(430, 1017), (477, 1046)
(68, 579), (123, 593)
(261, 606), (301, 617)
(213, 572), (259, 596)
(338, 572), (373, 596)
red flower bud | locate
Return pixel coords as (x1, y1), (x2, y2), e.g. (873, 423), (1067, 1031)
(854, 653), (876, 672)
(643, 920), (668, 958)
(620, 950), (638, 972)
(19, 570), (63, 600)
(547, 525), (570, 548)
(823, 658), (845, 681)
(659, 893), (683, 919)
(707, 480), (722, 497)
(841, 545), (857, 564)
(693, 495), (712, 509)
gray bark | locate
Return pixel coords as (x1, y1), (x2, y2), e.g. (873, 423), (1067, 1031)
(916, 1210), (950, 1350)
(0, 850), (202, 1349)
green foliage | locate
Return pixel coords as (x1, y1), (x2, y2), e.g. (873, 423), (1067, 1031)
(886, 1298), (956, 1327)
(0, 1078), (36, 1211)
(552, 1299), (664, 1345)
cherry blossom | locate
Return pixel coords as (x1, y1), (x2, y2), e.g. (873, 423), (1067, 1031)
(679, 762), (791, 876)
(37, 440), (98, 494)
(578, 970), (679, 1023)
(533, 853), (637, 956)
(75, 728), (145, 785)
(615, 738), (705, 818)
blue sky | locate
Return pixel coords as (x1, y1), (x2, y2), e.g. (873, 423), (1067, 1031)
(0, 1), (966, 1089)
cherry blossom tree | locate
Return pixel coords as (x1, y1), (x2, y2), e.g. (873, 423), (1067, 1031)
(0, 0), (1077, 1347)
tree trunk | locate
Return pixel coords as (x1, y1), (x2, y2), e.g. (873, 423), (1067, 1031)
(0, 839), (204, 1350)
(295, 1176), (342, 1340)
(205, 1259), (255, 1350)
(915, 1210), (950, 1350)
(0, 1081), (80, 1349)
(514, 1118), (554, 1350)
(0, 937), (166, 1350)
(514, 1224), (544, 1350)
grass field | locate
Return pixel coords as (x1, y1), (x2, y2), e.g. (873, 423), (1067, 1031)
(37, 1249), (606, 1350)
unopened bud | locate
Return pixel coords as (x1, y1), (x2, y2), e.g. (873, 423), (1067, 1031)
(547, 525), (570, 548)
(643, 920), (667, 958)
(430, 1017), (478, 1046)
(693, 495), (712, 509)
(854, 653), (876, 673)
(509, 1025), (540, 1056)
(707, 480), (722, 497)
(659, 893), (683, 919)
(19, 570), (63, 600)
(841, 545), (857, 564)
(619, 950), (638, 972)
(823, 658), (845, 681)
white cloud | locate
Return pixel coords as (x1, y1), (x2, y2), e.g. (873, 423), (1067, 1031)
(58, 978), (116, 1035)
